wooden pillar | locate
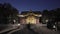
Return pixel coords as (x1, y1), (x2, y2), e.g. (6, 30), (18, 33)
(36, 18), (39, 24)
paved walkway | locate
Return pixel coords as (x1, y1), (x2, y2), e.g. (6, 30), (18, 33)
(11, 24), (60, 34)
(0, 24), (19, 33)
(32, 25), (60, 34)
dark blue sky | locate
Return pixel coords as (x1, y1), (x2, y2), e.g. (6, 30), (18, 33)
(0, 0), (60, 12)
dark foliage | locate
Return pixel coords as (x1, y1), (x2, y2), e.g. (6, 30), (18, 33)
(0, 3), (18, 24)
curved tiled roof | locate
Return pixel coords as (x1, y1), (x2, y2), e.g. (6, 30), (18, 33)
(21, 11), (41, 15)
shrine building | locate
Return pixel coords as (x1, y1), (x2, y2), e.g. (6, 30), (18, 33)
(18, 10), (42, 24)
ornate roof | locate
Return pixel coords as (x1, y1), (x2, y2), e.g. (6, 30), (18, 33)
(18, 10), (42, 17)
(21, 10), (41, 15)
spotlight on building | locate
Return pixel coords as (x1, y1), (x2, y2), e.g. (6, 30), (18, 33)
(17, 15), (25, 17)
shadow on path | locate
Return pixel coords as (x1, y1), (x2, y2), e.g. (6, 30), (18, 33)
(12, 24), (39, 34)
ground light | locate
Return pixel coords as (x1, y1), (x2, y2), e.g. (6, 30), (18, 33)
(18, 24), (20, 26)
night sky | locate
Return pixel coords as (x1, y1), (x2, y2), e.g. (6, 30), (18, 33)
(0, 0), (60, 12)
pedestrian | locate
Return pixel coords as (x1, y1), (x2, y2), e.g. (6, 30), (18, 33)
(27, 23), (31, 30)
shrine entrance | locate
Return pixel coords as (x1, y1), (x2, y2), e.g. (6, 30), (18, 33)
(26, 16), (36, 24)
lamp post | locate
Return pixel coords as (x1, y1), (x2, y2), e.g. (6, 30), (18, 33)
(46, 19), (48, 23)
(13, 19), (16, 24)
(38, 14), (42, 17)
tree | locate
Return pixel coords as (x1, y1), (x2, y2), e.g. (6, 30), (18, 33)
(42, 9), (49, 24)
(0, 3), (19, 24)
